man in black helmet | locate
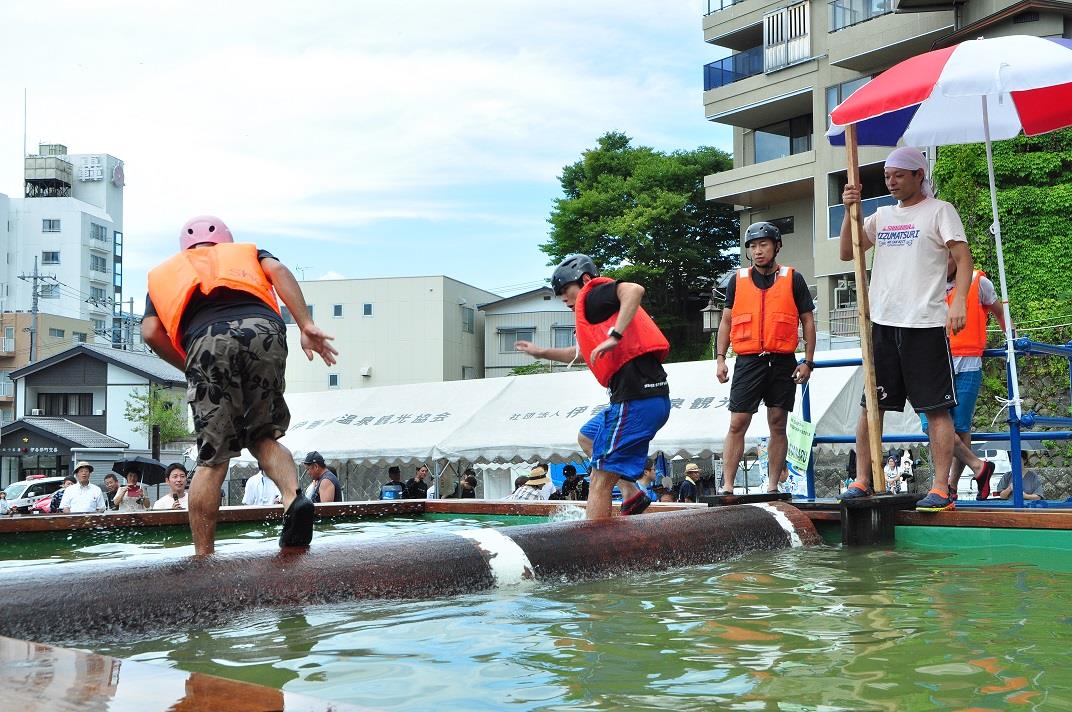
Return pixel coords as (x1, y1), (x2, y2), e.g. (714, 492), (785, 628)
(515, 254), (671, 520)
(716, 222), (816, 495)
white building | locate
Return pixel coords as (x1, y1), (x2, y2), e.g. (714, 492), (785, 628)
(479, 287), (575, 378)
(0, 143), (125, 347)
(282, 276), (500, 393)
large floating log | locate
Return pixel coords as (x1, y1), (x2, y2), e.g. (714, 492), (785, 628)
(0, 503), (818, 644)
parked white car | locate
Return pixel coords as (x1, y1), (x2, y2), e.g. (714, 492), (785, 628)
(2, 476), (66, 513)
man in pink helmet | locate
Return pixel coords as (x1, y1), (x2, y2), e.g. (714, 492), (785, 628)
(141, 215), (338, 555)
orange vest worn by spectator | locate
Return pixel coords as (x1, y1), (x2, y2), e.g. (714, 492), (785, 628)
(948, 270), (988, 357)
(147, 243), (281, 359)
(574, 277), (670, 388)
(729, 266), (799, 355)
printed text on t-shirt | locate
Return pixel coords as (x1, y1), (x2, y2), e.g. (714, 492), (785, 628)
(876, 224), (919, 248)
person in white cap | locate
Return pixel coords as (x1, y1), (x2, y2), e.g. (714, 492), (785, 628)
(60, 462), (107, 514)
(839, 146), (975, 512)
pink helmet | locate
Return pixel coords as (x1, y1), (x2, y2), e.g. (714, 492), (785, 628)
(179, 215), (234, 251)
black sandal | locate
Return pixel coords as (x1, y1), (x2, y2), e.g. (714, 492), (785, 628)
(279, 490), (315, 547)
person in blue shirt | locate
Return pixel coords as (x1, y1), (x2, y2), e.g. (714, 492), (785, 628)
(379, 466), (404, 500)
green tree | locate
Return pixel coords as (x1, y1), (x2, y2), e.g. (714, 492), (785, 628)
(933, 129), (1072, 439)
(543, 131), (738, 360)
(124, 385), (192, 445)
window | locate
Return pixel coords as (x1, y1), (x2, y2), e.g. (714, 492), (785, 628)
(42, 219), (60, 232)
(829, 0), (894, 32)
(113, 231), (123, 257)
(73, 332), (87, 343)
(92, 318), (106, 333)
(90, 286), (107, 303)
(38, 393), (94, 416)
(768, 217), (795, 236)
(499, 328), (535, 353)
(90, 255), (108, 273)
(825, 76), (871, 125)
(281, 306), (293, 324)
(39, 284), (59, 299)
(328, 374), (339, 388)
(41, 251), (60, 264)
(753, 114), (812, 164)
(332, 304), (343, 318)
(362, 303), (374, 317)
(113, 271), (122, 288)
(48, 328), (64, 338)
(90, 223), (108, 241)
(461, 306), (475, 334)
(552, 326), (576, 349)
(306, 305), (313, 319)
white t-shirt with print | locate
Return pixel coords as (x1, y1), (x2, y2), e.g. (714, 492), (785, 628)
(864, 198), (967, 328)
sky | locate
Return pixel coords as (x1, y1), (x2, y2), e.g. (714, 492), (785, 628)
(0, 1), (731, 308)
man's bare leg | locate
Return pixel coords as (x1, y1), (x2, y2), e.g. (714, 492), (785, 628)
(765, 408), (789, 492)
(721, 412), (754, 491)
(924, 408), (956, 496)
(250, 438), (299, 511)
(189, 461), (229, 556)
(587, 469), (617, 520)
(950, 433), (990, 488)
(853, 410), (887, 489)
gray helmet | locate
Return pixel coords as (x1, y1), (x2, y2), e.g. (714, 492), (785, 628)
(551, 254), (599, 295)
(744, 221), (782, 248)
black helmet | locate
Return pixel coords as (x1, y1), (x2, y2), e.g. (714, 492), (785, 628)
(744, 221), (781, 248)
(551, 254), (599, 295)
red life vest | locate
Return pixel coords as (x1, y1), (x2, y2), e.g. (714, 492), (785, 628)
(574, 277), (670, 387)
(147, 243), (281, 360)
(729, 266), (799, 355)
(948, 270), (988, 357)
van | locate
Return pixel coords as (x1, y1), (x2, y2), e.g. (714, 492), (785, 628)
(2, 476), (66, 513)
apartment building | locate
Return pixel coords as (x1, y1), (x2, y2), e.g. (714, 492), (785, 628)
(0, 143), (125, 344)
(281, 276), (500, 393)
(701, 0), (1072, 344)
(479, 287), (576, 377)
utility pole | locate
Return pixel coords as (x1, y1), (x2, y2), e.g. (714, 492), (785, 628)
(17, 257), (54, 364)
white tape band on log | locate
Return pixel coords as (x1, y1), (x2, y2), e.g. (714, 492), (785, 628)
(456, 529), (535, 588)
(745, 503), (804, 548)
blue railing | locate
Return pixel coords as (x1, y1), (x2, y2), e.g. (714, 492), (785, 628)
(706, 0), (747, 14)
(799, 339), (1072, 507)
(704, 47), (764, 91)
(828, 195), (897, 238)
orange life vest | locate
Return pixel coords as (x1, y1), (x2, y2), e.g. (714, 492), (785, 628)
(729, 266), (799, 355)
(147, 243), (281, 360)
(948, 270), (988, 357)
(574, 277), (670, 388)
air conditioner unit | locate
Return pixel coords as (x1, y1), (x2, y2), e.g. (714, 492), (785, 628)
(93, 409), (105, 416)
(30, 408), (43, 415)
(361, 366), (372, 377)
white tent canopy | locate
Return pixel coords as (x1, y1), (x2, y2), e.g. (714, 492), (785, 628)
(237, 348), (921, 466)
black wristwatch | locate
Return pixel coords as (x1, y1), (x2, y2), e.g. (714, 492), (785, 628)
(802, 359), (815, 369)
(607, 328), (624, 341)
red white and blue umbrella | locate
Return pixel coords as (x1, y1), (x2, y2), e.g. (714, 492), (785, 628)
(827, 35), (1072, 146)
(826, 35), (1072, 420)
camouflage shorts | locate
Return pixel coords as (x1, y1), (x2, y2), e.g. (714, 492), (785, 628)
(185, 317), (290, 466)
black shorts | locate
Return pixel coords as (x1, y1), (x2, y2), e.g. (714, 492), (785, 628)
(729, 353), (797, 414)
(860, 323), (957, 413)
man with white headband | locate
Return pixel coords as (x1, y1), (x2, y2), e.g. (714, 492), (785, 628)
(838, 147), (975, 512)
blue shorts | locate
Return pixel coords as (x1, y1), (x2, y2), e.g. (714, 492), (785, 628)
(579, 396), (671, 481)
(920, 369), (983, 434)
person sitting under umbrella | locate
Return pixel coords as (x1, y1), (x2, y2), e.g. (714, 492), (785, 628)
(113, 466), (151, 512)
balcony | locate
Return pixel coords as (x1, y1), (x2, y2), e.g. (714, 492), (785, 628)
(705, 0), (748, 14)
(705, 150), (815, 206)
(704, 47), (763, 90)
(829, 0), (894, 32)
(827, 195), (898, 238)
(0, 337), (14, 355)
(827, 4), (954, 72)
(0, 381), (13, 400)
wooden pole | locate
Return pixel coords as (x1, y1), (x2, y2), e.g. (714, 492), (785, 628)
(845, 124), (886, 493)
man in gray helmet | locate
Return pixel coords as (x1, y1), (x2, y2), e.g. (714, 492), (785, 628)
(716, 222), (816, 495)
(514, 254), (671, 520)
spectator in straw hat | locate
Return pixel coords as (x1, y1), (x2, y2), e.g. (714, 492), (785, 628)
(677, 462), (702, 503)
(60, 462), (107, 514)
(505, 466), (549, 502)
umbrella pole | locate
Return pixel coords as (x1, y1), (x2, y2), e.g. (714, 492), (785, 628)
(980, 97), (1022, 420)
(845, 124), (886, 493)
